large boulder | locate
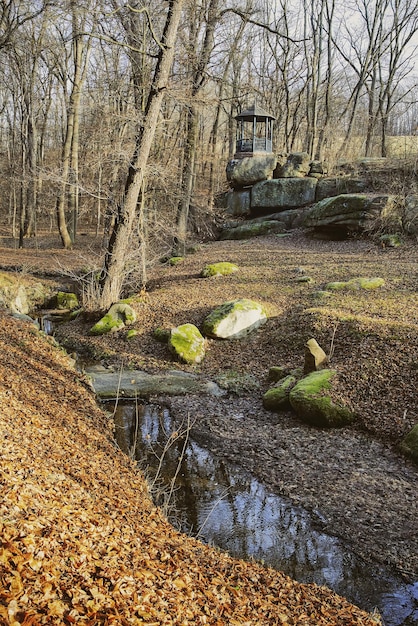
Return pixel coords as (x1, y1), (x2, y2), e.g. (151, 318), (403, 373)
(226, 154), (277, 189)
(203, 299), (268, 339)
(304, 193), (396, 237)
(169, 323), (206, 364)
(251, 178), (317, 211)
(89, 302), (137, 335)
(226, 190), (251, 216)
(0, 272), (52, 314)
(220, 220), (287, 240)
(289, 369), (356, 427)
(274, 152), (311, 178)
(315, 177), (368, 201)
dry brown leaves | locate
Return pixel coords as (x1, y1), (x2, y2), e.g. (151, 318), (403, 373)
(0, 312), (380, 625)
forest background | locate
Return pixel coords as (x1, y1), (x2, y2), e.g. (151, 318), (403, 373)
(1, 0), (418, 306)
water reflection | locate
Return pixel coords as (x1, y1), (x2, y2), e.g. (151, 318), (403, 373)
(111, 401), (418, 626)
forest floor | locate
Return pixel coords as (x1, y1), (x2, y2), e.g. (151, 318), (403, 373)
(1, 228), (418, 623)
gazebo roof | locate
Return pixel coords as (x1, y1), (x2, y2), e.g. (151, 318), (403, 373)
(235, 104), (275, 121)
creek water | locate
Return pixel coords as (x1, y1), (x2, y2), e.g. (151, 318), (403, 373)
(110, 400), (418, 626)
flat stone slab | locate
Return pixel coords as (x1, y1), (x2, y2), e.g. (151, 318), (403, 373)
(86, 367), (224, 399)
(251, 178), (317, 209)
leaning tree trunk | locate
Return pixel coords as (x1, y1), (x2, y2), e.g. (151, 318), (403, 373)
(98, 0), (185, 309)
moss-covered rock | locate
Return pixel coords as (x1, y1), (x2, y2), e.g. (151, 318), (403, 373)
(169, 323), (206, 364)
(168, 256), (184, 266)
(56, 291), (79, 311)
(289, 369), (356, 428)
(263, 375), (297, 411)
(89, 302), (137, 336)
(153, 327), (170, 343)
(220, 220), (287, 240)
(201, 262), (239, 278)
(400, 424), (418, 463)
(0, 272), (52, 314)
(202, 299), (268, 339)
(379, 234), (403, 248)
(326, 277), (385, 291)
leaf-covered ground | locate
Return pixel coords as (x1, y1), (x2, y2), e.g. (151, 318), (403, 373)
(0, 312), (381, 625)
(1, 228), (418, 623)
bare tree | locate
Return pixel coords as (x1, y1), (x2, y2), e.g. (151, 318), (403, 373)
(98, 0), (185, 309)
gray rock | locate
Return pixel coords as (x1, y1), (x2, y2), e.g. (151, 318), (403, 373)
(275, 152), (311, 178)
(226, 189), (251, 216)
(203, 299), (268, 339)
(304, 193), (396, 236)
(0, 275), (51, 315)
(250, 208), (311, 228)
(404, 195), (418, 235)
(86, 367), (224, 399)
(226, 154), (277, 189)
(220, 220), (287, 240)
(251, 178), (317, 210)
(315, 177), (368, 201)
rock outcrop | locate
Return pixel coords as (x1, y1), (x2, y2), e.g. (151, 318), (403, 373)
(304, 193), (395, 237)
(226, 154), (277, 189)
(251, 178), (317, 211)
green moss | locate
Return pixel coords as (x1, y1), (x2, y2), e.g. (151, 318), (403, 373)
(126, 329), (139, 340)
(263, 375), (297, 411)
(89, 313), (125, 335)
(89, 302), (136, 335)
(169, 323), (206, 364)
(326, 281), (350, 291)
(380, 234), (403, 248)
(153, 327), (170, 343)
(56, 291), (79, 311)
(326, 277), (385, 291)
(351, 277), (385, 290)
(201, 262), (239, 278)
(168, 256), (184, 266)
(289, 369), (356, 427)
(400, 424), (418, 463)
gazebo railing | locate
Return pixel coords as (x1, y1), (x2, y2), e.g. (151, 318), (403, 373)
(236, 138), (273, 153)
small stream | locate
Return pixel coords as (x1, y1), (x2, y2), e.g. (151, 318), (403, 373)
(111, 400), (418, 626)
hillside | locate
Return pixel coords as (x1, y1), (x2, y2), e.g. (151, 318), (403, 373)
(1, 229), (418, 623)
(0, 311), (380, 624)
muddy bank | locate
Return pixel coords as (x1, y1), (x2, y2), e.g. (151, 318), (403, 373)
(163, 393), (418, 583)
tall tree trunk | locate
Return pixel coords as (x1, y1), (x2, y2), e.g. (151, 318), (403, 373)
(98, 0), (185, 309)
(174, 0), (219, 253)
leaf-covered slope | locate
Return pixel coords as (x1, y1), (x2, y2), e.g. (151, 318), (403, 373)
(0, 312), (380, 625)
